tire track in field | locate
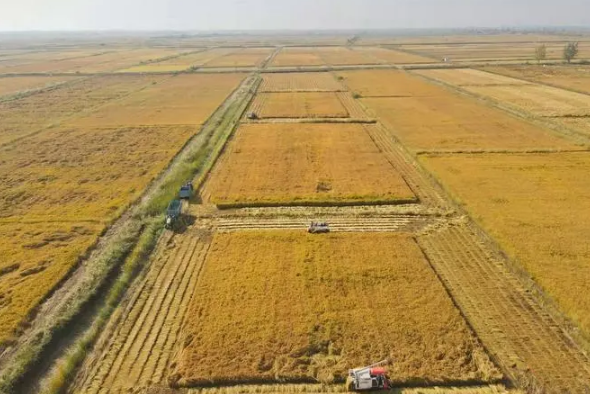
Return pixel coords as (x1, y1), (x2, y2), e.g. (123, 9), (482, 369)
(336, 92), (369, 119)
(76, 228), (212, 394)
(363, 123), (450, 209)
(418, 224), (590, 394)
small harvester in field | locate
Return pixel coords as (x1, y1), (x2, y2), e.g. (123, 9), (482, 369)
(308, 221), (330, 234)
(347, 360), (392, 391)
(165, 199), (183, 230)
(247, 112), (258, 120)
(179, 181), (193, 199)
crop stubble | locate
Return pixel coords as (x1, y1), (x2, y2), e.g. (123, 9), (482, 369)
(249, 92), (349, 118)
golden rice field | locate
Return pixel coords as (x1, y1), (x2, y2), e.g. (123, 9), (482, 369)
(353, 47), (434, 63)
(315, 47), (379, 65)
(0, 75), (79, 97)
(119, 48), (234, 72)
(69, 74), (245, 127)
(202, 47), (273, 68)
(416, 69), (590, 117)
(249, 92), (349, 118)
(480, 65), (590, 95)
(420, 152), (590, 340)
(205, 123), (416, 206)
(336, 69), (442, 97)
(259, 72), (345, 92)
(270, 48), (326, 67)
(0, 74), (167, 145)
(413, 68), (532, 86)
(173, 231), (499, 386)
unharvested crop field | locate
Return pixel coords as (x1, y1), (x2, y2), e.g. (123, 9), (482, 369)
(69, 74), (245, 126)
(480, 65), (590, 95)
(361, 95), (577, 152)
(420, 152), (590, 340)
(270, 48), (326, 67)
(337, 69), (443, 97)
(0, 75), (78, 97)
(416, 69), (590, 117)
(249, 92), (349, 118)
(0, 74), (166, 145)
(259, 72), (345, 92)
(353, 47), (434, 64)
(202, 47), (273, 68)
(205, 123), (416, 206)
(315, 47), (379, 65)
(173, 231), (499, 386)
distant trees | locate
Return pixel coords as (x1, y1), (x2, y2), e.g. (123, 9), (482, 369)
(535, 44), (547, 64)
(563, 42), (579, 64)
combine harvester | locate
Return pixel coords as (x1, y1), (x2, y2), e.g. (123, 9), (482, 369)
(308, 221), (330, 234)
(347, 360), (392, 391)
(164, 181), (194, 230)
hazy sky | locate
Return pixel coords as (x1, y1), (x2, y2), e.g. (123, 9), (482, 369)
(1, 0), (590, 31)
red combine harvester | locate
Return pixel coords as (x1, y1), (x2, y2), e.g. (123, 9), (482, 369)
(347, 360), (392, 391)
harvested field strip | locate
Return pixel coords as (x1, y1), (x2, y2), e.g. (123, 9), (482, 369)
(479, 65), (590, 96)
(413, 69), (532, 87)
(418, 224), (590, 393)
(360, 95), (579, 152)
(174, 231), (500, 386)
(415, 69), (590, 117)
(353, 47), (434, 64)
(259, 72), (345, 92)
(0, 74), (167, 146)
(316, 47), (380, 65)
(74, 229), (212, 393)
(270, 48), (326, 67)
(202, 48), (274, 68)
(250, 92), (349, 119)
(336, 92), (368, 119)
(68, 74), (245, 127)
(204, 123), (417, 207)
(363, 124), (449, 208)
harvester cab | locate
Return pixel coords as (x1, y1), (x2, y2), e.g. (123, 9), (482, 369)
(179, 181), (193, 199)
(308, 221), (330, 234)
(347, 360), (392, 391)
(165, 199), (183, 230)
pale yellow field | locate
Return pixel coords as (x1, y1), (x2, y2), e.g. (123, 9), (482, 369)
(480, 65), (590, 94)
(174, 231), (499, 386)
(554, 117), (590, 137)
(414, 68), (532, 86)
(354, 47), (434, 63)
(69, 74), (245, 126)
(0, 76), (79, 97)
(316, 47), (380, 65)
(206, 123), (416, 206)
(270, 48), (325, 67)
(120, 49), (234, 72)
(250, 92), (349, 118)
(259, 72), (345, 92)
(336, 69), (443, 97)
(420, 152), (590, 339)
(0, 75), (166, 145)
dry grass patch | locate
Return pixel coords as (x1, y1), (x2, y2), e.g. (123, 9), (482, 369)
(260, 73), (345, 92)
(0, 221), (102, 345)
(555, 117), (590, 137)
(0, 76), (78, 97)
(361, 94), (577, 152)
(336, 70), (443, 97)
(480, 65), (590, 95)
(206, 123), (415, 206)
(173, 231), (499, 386)
(70, 74), (245, 127)
(420, 152), (590, 340)
(250, 92), (349, 118)
(0, 75), (165, 145)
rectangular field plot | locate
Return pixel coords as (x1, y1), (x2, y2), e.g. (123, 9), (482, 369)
(0, 74), (166, 145)
(202, 48), (273, 68)
(316, 47), (380, 65)
(479, 65), (590, 95)
(205, 123), (416, 206)
(361, 95), (577, 152)
(259, 72), (345, 92)
(420, 152), (590, 340)
(337, 70), (443, 97)
(354, 47), (434, 64)
(0, 75), (78, 97)
(270, 48), (325, 67)
(70, 74), (245, 127)
(416, 69), (590, 117)
(249, 92), (349, 118)
(414, 69), (532, 87)
(120, 48), (234, 72)
(0, 221), (102, 345)
(173, 231), (499, 386)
